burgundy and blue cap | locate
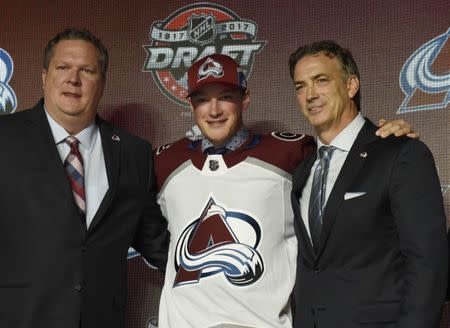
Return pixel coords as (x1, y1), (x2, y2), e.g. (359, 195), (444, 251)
(187, 54), (247, 96)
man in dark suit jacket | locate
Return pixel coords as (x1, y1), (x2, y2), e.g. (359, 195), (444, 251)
(0, 28), (168, 328)
(289, 40), (448, 328)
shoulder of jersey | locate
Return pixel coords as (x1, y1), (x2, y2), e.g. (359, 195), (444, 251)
(248, 132), (316, 174)
(154, 138), (191, 155)
(153, 138), (195, 191)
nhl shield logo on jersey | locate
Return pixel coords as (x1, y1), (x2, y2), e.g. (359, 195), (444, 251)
(173, 198), (264, 287)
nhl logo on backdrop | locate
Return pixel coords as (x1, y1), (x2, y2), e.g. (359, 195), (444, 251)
(188, 14), (216, 45)
(397, 27), (450, 114)
(142, 3), (266, 109)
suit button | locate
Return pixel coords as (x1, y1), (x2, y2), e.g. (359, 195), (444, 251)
(313, 267), (320, 274)
(73, 283), (83, 292)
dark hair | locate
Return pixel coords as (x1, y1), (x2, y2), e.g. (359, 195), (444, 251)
(43, 27), (109, 78)
(289, 40), (361, 111)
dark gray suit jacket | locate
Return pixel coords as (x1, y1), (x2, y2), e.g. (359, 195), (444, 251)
(291, 119), (447, 328)
(0, 99), (168, 328)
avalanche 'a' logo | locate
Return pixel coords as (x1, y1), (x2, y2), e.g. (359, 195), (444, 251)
(398, 27), (450, 113)
(174, 198), (264, 287)
(0, 48), (17, 114)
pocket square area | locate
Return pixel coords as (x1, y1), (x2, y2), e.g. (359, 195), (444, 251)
(344, 192), (367, 200)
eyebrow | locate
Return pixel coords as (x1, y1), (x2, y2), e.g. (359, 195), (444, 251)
(294, 73), (328, 84)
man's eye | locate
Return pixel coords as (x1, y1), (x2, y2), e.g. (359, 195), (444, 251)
(56, 66), (67, 70)
(221, 94), (233, 100)
(82, 68), (95, 74)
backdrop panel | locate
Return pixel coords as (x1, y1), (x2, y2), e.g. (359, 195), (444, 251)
(2, 1), (449, 327)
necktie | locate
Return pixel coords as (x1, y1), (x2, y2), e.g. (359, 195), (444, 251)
(308, 146), (335, 253)
(64, 136), (86, 215)
(205, 146), (229, 155)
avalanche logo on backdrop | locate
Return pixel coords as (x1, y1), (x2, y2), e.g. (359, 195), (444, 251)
(0, 48), (17, 114)
(173, 198), (264, 287)
(398, 27), (450, 113)
(142, 3), (266, 110)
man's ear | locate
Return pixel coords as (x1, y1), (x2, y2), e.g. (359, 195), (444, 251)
(242, 89), (250, 111)
(42, 69), (48, 91)
(188, 97), (194, 113)
(347, 75), (359, 99)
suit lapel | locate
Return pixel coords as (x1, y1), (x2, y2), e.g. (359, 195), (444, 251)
(87, 118), (121, 233)
(25, 101), (75, 205)
(292, 153), (317, 264)
(24, 100), (86, 233)
(316, 120), (378, 258)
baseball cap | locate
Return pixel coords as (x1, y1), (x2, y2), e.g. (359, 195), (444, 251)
(187, 54), (247, 97)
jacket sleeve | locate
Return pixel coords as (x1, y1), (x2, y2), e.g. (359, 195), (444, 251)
(132, 141), (169, 271)
(390, 139), (448, 328)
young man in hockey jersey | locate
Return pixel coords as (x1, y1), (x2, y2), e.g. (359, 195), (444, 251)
(153, 54), (415, 328)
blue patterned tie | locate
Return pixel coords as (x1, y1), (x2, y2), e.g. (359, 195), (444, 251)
(64, 136), (86, 215)
(308, 146), (335, 253)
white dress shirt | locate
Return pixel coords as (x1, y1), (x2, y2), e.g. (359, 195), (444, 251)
(300, 113), (365, 241)
(45, 110), (109, 228)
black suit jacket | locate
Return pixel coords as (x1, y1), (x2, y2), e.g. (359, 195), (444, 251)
(291, 119), (448, 328)
(0, 100), (168, 328)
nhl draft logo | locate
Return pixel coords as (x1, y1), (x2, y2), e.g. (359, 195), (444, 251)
(398, 27), (450, 114)
(142, 2), (266, 109)
(0, 49), (17, 115)
(174, 198), (264, 287)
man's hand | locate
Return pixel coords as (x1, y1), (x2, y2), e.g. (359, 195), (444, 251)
(376, 118), (420, 139)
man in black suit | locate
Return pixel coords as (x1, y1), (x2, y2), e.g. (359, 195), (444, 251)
(0, 28), (168, 328)
(289, 40), (448, 328)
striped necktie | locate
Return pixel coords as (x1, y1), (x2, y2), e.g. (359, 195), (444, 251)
(64, 136), (86, 215)
(308, 146), (335, 253)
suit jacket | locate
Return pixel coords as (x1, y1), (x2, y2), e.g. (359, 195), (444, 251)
(291, 119), (448, 328)
(0, 99), (168, 328)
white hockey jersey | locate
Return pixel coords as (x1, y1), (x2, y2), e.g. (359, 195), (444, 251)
(154, 133), (315, 328)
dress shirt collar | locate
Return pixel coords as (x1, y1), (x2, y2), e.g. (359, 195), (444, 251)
(201, 127), (249, 153)
(44, 106), (98, 153)
(316, 113), (365, 154)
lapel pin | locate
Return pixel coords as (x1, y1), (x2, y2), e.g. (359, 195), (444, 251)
(360, 152), (367, 158)
(112, 135), (120, 142)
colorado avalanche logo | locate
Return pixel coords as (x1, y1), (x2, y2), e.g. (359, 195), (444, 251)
(398, 27), (450, 113)
(198, 57), (224, 81)
(174, 198), (264, 287)
(0, 49), (17, 114)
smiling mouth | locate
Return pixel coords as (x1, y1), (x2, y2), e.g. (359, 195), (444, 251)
(63, 92), (81, 98)
(208, 120), (226, 126)
(308, 104), (324, 113)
